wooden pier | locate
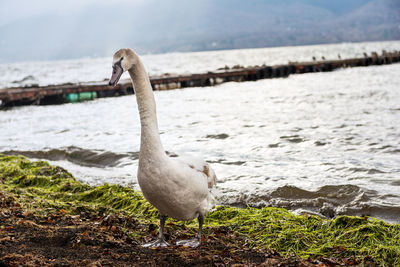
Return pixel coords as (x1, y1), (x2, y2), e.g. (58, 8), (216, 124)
(1, 50), (399, 107)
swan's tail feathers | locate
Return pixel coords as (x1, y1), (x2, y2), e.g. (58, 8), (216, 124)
(202, 163), (217, 189)
(207, 166), (217, 189)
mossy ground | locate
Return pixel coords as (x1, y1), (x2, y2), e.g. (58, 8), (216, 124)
(1, 153), (399, 266)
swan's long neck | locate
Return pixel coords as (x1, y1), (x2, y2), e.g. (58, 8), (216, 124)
(128, 55), (165, 160)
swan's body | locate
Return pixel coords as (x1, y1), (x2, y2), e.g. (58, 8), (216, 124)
(139, 153), (216, 221)
(109, 48), (217, 247)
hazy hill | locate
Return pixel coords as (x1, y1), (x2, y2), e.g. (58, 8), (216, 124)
(0, 0), (399, 62)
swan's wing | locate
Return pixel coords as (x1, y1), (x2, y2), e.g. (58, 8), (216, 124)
(174, 154), (217, 189)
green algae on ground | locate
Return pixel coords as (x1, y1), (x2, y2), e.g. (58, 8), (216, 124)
(207, 206), (400, 265)
(0, 153), (157, 220)
(1, 153), (400, 265)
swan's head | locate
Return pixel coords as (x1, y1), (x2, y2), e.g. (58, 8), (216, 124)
(109, 48), (136, 86)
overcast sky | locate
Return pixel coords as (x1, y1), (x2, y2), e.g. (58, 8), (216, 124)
(0, 0), (375, 25)
(0, 0), (145, 25)
(1, 0), (397, 62)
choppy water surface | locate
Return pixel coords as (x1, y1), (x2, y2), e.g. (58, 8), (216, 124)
(1, 42), (400, 223)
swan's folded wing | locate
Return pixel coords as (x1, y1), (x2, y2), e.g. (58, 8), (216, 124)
(175, 154), (217, 189)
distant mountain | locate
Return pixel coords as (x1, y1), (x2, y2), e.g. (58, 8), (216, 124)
(0, 0), (399, 62)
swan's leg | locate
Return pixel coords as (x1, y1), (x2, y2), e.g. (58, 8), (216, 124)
(142, 214), (170, 248)
(176, 215), (203, 248)
(197, 214), (204, 240)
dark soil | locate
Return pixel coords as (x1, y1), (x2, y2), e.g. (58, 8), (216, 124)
(0, 192), (328, 267)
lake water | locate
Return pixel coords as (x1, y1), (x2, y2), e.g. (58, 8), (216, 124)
(1, 41), (400, 223)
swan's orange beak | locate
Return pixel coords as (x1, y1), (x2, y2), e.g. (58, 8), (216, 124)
(109, 63), (123, 87)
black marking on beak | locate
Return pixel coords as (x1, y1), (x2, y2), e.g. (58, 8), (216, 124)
(109, 58), (123, 86)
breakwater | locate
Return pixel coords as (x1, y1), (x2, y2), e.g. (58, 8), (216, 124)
(1, 50), (399, 107)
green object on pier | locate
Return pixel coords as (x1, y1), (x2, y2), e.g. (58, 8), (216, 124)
(66, 92), (97, 103)
(78, 91), (97, 101)
(66, 93), (79, 103)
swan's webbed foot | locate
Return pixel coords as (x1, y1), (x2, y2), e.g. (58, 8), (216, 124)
(142, 237), (170, 248)
(176, 215), (204, 248)
(142, 214), (170, 248)
(176, 237), (201, 248)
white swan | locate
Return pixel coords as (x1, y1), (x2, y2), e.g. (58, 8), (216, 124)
(109, 48), (217, 248)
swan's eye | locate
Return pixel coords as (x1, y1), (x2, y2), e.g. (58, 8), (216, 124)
(121, 57), (124, 61)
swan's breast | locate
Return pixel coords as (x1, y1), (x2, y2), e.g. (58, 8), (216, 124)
(137, 158), (211, 221)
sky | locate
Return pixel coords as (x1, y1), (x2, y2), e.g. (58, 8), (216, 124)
(0, 0), (375, 25)
(0, 0), (145, 26)
(0, 0), (398, 63)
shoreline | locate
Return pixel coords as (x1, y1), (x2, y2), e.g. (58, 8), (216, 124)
(1, 153), (399, 266)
